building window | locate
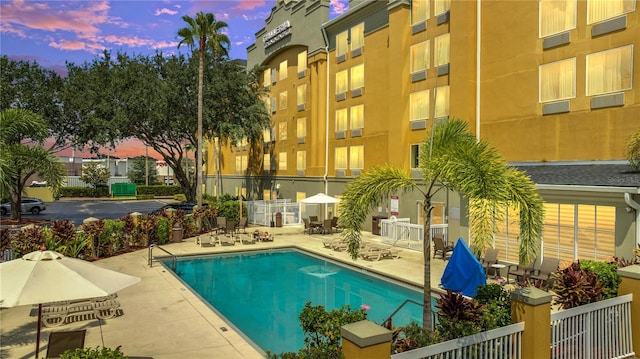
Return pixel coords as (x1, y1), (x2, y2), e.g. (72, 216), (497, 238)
(263, 69), (271, 87)
(263, 154), (270, 170)
(336, 108), (348, 132)
(350, 105), (364, 129)
(336, 70), (348, 95)
(539, 58), (576, 102)
(279, 152), (287, 170)
(271, 68), (277, 84)
(279, 60), (288, 80)
(412, 0), (429, 24)
(263, 128), (271, 142)
(587, 0), (636, 24)
(279, 91), (288, 110)
(410, 144), (420, 169)
(434, 85), (450, 118)
(410, 90), (430, 121)
(350, 64), (364, 90)
(297, 151), (306, 171)
(586, 45), (633, 96)
(434, 33), (450, 67)
(279, 122), (287, 140)
(351, 23), (364, 51)
(539, 0), (577, 38)
(236, 155), (242, 172)
(434, 0), (451, 16)
(349, 145), (364, 170)
(297, 50), (307, 75)
(297, 84), (307, 108)
(411, 41), (430, 74)
(337, 31), (348, 59)
(335, 147), (348, 169)
(297, 117), (307, 138)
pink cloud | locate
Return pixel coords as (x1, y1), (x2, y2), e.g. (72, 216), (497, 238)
(1, 0), (107, 35)
(231, 1), (269, 12)
(331, 0), (348, 15)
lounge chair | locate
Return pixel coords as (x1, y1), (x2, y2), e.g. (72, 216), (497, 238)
(195, 234), (216, 247)
(46, 330), (86, 358)
(528, 257), (560, 286)
(218, 234), (235, 246)
(433, 233), (453, 260)
(41, 294), (120, 327)
(303, 218), (313, 234)
(240, 234), (256, 244)
(507, 258), (537, 283)
(481, 248), (500, 277)
(225, 220), (237, 236)
(237, 217), (248, 233)
(215, 217), (226, 234)
(330, 238), (348, 251)
(360, 246), (385, 260)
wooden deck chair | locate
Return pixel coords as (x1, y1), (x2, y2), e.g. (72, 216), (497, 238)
(322, 219), (333, 234)
(433, 233), (453, 260)
(528, 257), (560, 286)
(46, 330), (86, 358)
(507, 258), (537, 283)
(331, 216), (341, 233)
(237, 217), (248, 233)
(303, 218), (313, 234)
(481, 248), (500, 277)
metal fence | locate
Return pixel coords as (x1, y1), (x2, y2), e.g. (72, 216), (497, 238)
(245, 200), (301, 227)
(64, 176), (130, 192)
(391, 322), (524, 359)
(381, 220), (448, 252)
(550, 294), (634, 359)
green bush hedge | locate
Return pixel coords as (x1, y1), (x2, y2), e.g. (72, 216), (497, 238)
(136, 185), (183, 196)
(60, 187), (109, 198)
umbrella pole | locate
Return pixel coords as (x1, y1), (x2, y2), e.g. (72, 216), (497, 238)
(35, 303), (42, 358)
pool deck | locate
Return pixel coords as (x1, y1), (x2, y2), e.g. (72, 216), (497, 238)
(0, 226), (453, 359)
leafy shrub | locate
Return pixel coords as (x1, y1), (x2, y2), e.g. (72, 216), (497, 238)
(80, 219), (105, 258)
(393, 321), (439, 353)
(59, 346), (127, 359)
(580, 259), (620, 299)
(173, 193), (187, 202)
(136, 185), (182, 196)
(63, 233), (91, 258)
(155, 216), (171, 244)
(102, 219), (125, 257)
(12, 226), (47, 256)
(51, 220), (76, 244)
(0, 228), (11, 252)
(267, 302), (367, 359)
(552, 262), (605, 309)
(60, 187), (109, 198)
(435, 290), (485, 341)
(473, 283), (512, 329)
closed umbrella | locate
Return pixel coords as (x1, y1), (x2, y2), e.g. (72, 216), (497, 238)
(0, 249), (141, 357)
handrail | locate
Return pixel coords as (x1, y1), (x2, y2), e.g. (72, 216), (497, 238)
(148, 244), (177, 271)
(382, 298), (426, 330)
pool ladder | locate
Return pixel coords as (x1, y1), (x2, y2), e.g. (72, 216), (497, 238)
(382, 299), (437, 330)
(148, 244), (177, 271)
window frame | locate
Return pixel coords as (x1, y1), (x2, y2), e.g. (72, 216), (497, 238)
(336, 70), (349, 95)
(335, 147), (348, 170)
(351, 23), (365, 51)
(410, 90), (430, 122)
(336, 31), (349, 59)
(411, 41), (430, 74)
(411, 0), (430, 25)
(350, 104), (364, 130)
(350, 64), (364, 90)
(279, 60), (288, 81)
(279, 91), (288, 110)
(586, 45), (633, 97)
(539, 58), (577, 103)
(349, 145), (364, 170)
(335, 108), (348, 132)
(539, 0), (577, 38)
(587, 0), (636, 25)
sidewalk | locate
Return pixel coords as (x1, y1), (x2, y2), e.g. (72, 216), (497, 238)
(0, 225), (447, 359)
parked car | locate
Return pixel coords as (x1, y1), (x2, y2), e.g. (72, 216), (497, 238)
(0, 197), (46, 215)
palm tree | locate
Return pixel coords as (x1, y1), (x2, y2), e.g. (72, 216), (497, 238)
(625, 128), (640, 172)
(339, 118), (544, 330)
(0, 108), (65, 222)
(177, 12), (230, 213)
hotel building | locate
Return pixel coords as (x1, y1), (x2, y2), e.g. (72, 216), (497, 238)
(209, 0), (640, 264)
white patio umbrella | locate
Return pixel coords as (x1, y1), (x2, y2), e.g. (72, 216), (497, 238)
(301, 193), (341, 220)
(0, 249), (141, 357)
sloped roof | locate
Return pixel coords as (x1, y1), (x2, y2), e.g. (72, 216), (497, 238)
(515, 163), (640, 188)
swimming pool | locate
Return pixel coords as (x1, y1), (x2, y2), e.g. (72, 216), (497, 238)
(168, 249), (425, 354)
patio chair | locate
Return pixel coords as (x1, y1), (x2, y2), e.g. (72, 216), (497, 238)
(309, 216), (318, 222)
(528, 257), (560, 286)
(303, 218), (313, 234)
(46, 330), (86, 358)
(481, 248), (500, 277)
(225, 220), (237, 236)
(507, 258), (537, 283)
(237, 217), (248, 233)
(331, 216), (341, 233)
(322, 219), (333, 234)
(215, 217), (226, 234)
(433, 233), (453, 260)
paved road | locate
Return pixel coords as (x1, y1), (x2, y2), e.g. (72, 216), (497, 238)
(5, 198), (176, 226)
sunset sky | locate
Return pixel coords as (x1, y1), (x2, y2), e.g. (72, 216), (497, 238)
(1, 0), (349, 158)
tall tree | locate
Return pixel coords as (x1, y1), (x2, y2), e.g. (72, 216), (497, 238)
(128, 156), (159, 185)
(177, 12), (230, 211)
(625, 128), (640, 172)
(0, 109), (65, 221)
(338, 119), (544, 330)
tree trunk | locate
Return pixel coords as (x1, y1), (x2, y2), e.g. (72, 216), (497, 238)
(196, 46), (204, 230)
(423, 196), (434, 330)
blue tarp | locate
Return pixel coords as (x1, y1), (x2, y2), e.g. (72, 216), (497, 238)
(440, 238), (486, 297)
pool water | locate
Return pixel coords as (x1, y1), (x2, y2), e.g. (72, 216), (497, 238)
(169, 249), (424, 354)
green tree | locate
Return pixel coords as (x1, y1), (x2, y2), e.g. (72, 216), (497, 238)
(80, 162), (110, 188)
(338, 119), (544, 329)
(625, 128), (640, 172)
(177, 11), (230, 211)
(0, 108), (65, 221)
(128, 156), (159, 185)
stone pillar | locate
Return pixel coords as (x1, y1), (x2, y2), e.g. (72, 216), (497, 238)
(341, 320), (392, 359)
(510, 287), (552, 359)
(618, 264), (640, 354)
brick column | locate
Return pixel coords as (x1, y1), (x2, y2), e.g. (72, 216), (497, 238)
(511, 287), (552, 359)
(341, 320), (392, 359)
(618, 264), (640, 355)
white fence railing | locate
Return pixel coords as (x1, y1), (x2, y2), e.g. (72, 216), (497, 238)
(64, 176), (129, 192)
(245, 200), (301, 227)
(391, 322), (524, 359)
(381, 220), (448, 252)
(550, 294), (634, 359)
